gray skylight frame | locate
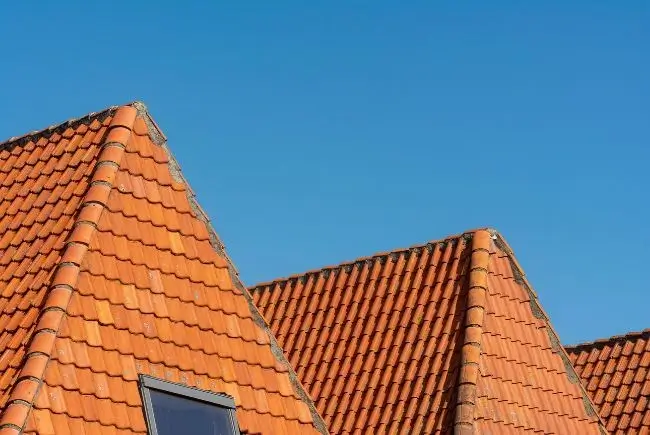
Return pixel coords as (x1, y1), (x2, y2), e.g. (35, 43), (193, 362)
(139, 374), (241, 435)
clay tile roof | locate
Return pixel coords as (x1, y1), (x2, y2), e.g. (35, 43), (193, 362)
(0, 103), (327, 435)
(566, 328), (650, 434)
(250, 229), (609, 434)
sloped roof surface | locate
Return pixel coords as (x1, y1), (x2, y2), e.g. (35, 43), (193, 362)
(0, 104), (326, 435)
(251, 229), (607, 434)
(566, 329), (650, 434)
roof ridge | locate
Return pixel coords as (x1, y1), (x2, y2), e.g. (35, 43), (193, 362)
(0, 105), (116, 151)
(0, 101), (165, 152)
(250, 228), (493, 290)
(491, 232), (610, 433)
(454, 229), (491, 435)
(0, 106), (137, 433)
(565, 328), (650, 351)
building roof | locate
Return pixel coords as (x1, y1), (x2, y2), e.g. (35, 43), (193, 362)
(0, 103), (326, 435)
(250, 229), (608, 434)
(566, 329), (650, 434)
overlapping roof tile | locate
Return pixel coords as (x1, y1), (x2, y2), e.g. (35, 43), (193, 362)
(250, 229), (608, 434)
(0, 103), (327, 434)
(566, 329), (650, 434)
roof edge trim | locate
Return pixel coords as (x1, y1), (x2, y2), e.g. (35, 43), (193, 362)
(249, 228), (490, 292)
(565, 328), (650, 351)
(131, 101), (167, 146)
(490, 230), (609, 432)
(0, 106), (137, 433)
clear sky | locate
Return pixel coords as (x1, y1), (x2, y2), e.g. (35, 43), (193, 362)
(1, 2), (647, 345)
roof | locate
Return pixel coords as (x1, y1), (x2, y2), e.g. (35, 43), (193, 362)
(566, 329), (650, 434)
(250, 229), (608, 434)
(0, 103), (327, 435)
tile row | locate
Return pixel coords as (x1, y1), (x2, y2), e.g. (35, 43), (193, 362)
(75, 269), (243, 311)
(57, 313), (278, 368)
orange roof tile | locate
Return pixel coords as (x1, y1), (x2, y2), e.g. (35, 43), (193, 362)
(0, 103), (327, 434)
(250, 229), (608, 434)
(566, 329), (650, 434)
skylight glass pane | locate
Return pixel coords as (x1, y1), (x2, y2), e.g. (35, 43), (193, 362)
(149, 389), (235, 435)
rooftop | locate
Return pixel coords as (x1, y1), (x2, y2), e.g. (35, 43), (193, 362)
(0, 103), (326, 434)
(251, 229), (607, 434)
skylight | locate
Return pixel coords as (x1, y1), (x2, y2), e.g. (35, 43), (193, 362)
(139, 375), (241, 435)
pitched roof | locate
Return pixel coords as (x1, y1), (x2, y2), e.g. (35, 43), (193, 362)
(250, 229), (608, 434)
(0, 103), (327, 435)
(566, 329), (650, 434)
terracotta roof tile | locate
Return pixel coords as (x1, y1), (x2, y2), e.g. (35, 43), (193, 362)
(0, 103), (327, 434)
(250, 229), (607, 434)
(567, 328), (650, 434)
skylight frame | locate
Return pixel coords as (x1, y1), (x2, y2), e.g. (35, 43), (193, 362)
(138, 374), (241, 435)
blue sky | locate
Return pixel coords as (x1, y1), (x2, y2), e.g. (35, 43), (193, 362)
(1, 2), (647, 345)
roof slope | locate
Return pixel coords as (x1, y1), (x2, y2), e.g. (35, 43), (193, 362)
(0, 103), (326, 434)
(250, 229), (607, 434)
(566, 329), (650, 434)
